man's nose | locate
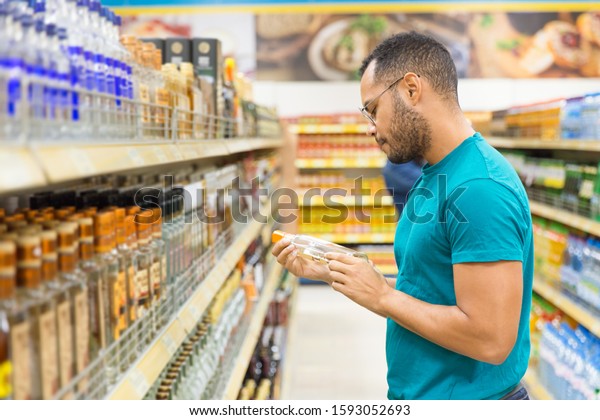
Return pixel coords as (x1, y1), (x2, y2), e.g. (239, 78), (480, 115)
(367, 122), (377, 137)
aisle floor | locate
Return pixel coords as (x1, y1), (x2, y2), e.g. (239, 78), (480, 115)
(283, 285), (388, 399)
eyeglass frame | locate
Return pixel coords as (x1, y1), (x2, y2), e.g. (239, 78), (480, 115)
(358, 73), (420, 125)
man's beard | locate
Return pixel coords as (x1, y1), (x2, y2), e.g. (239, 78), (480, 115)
(379, 91), (432, 164)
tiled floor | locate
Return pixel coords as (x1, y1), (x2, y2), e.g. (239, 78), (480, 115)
(283, 285), (388, 399)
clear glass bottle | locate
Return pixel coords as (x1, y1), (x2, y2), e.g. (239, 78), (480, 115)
(16, 233), (59, 400)
(40, 229), (76, 395)
(92, 211), (122, 384)
(56, 221), (89, 395)
(150, 214), (167, 321)
(271, 230), (368, 264)
(77, 217), (108, 364)
(153, 49), (169, 140)
(0, 240), (31, 400)
(134, 211), (153, 346)
(113, 208), (134, 371)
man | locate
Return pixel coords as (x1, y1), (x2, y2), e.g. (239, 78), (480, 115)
(273, 32), (533, 400)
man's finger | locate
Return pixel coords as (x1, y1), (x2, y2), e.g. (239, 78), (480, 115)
(325, 252), (360, 265)
(276, 244), (295, 266)
(271, 238), (291, 257)
(331, 280), (345, 293)
(328, 260), (350, 274)
(329, 270), (347, 285)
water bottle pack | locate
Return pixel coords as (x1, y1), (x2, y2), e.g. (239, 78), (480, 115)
(539, 322), (600, 400)
(0, 0), (139, 140)
(561, 234), (600, 312)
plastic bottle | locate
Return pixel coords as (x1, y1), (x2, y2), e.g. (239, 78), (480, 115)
(271, 230), (368, 264)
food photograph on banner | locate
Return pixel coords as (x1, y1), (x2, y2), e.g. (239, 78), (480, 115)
(256, 11), (600, 81)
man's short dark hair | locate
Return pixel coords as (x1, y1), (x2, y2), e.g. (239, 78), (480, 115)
(359, 31), (458, 103)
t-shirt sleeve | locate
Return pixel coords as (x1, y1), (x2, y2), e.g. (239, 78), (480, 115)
(443, 178), (529, 264)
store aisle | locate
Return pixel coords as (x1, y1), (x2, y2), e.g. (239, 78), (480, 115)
(283, 285), (388, 399)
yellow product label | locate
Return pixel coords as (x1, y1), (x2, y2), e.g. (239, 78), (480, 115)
(140, 84), (151, 123)
(128, 266), (136, 323)
(151, 262), (161, 301)
(0, 360), (12, 399)
(110, 274), (121, 341)
(161, 255), (167, 283)
(74, 291), (89, 372)
(118, 271), (127, 333)
(136, 269), (149, 317)
(57, 300), (74, 387)
(39, 310), (59, 399)
(10, 321), (31, 400)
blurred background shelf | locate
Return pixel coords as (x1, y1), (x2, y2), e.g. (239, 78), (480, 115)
(298, 195), (394, 207)
(529, 201), (600, 238)
(488, 137), (600, 152)
(219, 262), (283, 400)
(290, 123), (368, 135)
(296, 157), (387, 169)
(523, 369), (553, 400)
(533, 278), (600, 338)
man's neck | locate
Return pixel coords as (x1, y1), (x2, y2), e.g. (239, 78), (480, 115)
(423, 108), (475, 166)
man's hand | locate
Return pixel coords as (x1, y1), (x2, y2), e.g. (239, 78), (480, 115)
(326, 252), (393, 316)
(271, 237), (332, 282)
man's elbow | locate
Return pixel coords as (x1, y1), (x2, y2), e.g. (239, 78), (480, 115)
(479, 336), (517, 365)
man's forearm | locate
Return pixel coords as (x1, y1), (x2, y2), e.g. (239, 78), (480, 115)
(377, 288), (509, 365)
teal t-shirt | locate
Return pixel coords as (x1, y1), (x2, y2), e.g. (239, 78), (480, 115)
(387, 132), (533, 400)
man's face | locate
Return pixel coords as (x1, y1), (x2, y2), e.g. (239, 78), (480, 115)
(360, 62), (432, 164)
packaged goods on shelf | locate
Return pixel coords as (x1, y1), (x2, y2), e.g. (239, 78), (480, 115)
(529, 294), (565, 368)
(297, 135), (383, 159)
(533, 216), (600, 314)
(0, 153), (279, 400)
(0, 2), (280, 142)
(487, 92), (600, 141)
(298, 207), (397, 236)
(297, 172), (387, 196)
(355, 245), (396, 265)
(238, 276), (295, 401)
(147, 236), (271, 400)
(538, 322), (600, 400)
(503, 151), (600, 220)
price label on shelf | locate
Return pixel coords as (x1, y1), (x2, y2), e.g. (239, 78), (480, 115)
(0, 151), (35, 188)
(69, 149), (96, 176)
(346, 234), (360, 243)
(372, 233), (386, 243)
(170, 145), (184, 160)
(356, 158), (369, 167)
(189, 305), (201, 322)
(312, 159), (326, 168)
(332, 158), (345, 167)
(160, 334), (178, 356)
(128, 368), (150, 399)
(153, 146), (168, 164)
(127, 148), (145, 166)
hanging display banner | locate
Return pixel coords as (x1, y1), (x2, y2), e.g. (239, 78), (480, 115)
(107, 1), (600, 13)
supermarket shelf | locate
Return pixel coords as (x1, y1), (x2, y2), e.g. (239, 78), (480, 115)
(533, 278), (600, 338)
(107, 219), (265, 400)
(0, 145), (47, 194)
(220, 262), (284, 400)
(298, 195), (394, 207)
(488, 137), (600, 152)
(296, 157), (387, 169)
(0, 138), (281, 190)
(529, 201), (600, 238)
(301, 232), (395, 244)
(290, 123), (368, 135)
(523, 368), (553, 400)
(225, 138), (283, 155)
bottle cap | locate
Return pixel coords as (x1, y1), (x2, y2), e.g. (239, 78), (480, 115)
(271, 230), (288, 243)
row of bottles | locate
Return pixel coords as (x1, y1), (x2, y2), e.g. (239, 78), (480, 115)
(148, 268), (248, 400)
(0, 200), (172, 399)
(0, 0), (243, 141)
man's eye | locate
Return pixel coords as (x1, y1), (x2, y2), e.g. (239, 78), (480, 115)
(371, 107), (377, 118)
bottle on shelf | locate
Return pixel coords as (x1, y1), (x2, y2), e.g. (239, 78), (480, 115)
(271, 230), (368, 264)
(16, 233), (60, 399)
(0, 240), (30, 400)
(56, 221), (90, 394)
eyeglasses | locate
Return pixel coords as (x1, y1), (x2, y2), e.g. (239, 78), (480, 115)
(358, 74), (419, 125)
